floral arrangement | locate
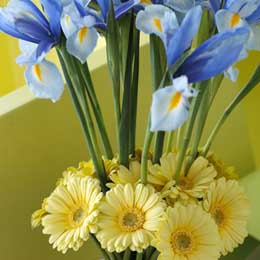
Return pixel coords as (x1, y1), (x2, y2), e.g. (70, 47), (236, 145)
(1, 0), (259, 259)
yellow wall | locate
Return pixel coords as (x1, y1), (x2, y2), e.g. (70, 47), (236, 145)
(0, 35), (25, 96)
(237, 51), (260, 169)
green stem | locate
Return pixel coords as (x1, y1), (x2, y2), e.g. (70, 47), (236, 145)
(106, 2), (121, 152)
(115, 253), (123, 260)
(185, 81), (211, 172)
(123, 249), (131, 260)
(166, 131), (175, 153)
(202, 64), (260, 156)
(145, 247), (155, 260)
(153, 132), (165, 163)
(129, 28), (140, 156)
(119, 13), (135, 166)
(174, 84), (206, 180)
(136, 252), (143, 260)
(150, 35), (164, 92)
(141, 116), (154, 184)
(150, 35), (167, 163)
(90, 234), (110, 260)
(150, 251), (159, 260)
(57, 47), (107, 192)
(69, 57), (107, 185)
(77, 61), (114, 159)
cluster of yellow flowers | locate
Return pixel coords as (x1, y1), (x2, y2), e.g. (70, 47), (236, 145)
(32, 152), (250, 259)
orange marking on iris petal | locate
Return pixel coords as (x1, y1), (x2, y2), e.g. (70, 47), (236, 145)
(33, 64), (43, 82)
(140, 0), (152, 4)
(153, 18), (163, 32)
(78, 27), (88, 44)
(168, 92), (182, 112)
(230, 13), (241, 28)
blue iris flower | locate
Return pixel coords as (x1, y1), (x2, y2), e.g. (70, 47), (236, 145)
(213, 0), (260, 80)
(0, 0), (64, 102)
(61, 0), (146, 64)
(136, 4), (249, 83)
(0, 0), (62, 63)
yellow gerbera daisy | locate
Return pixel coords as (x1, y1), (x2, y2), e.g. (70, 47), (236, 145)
(149, 154), (216, 201)
(31, 198), (47, 229)
(42, 176), (103, 253)
(96, 183), (165, 252)
(58, 161), (95, 186)
(155, 204), (221, 260)
(107, 160), (141, 188)
(148, 153), (176, 196)
(203, 178), (250, 255)
(173, 156), (217, 200)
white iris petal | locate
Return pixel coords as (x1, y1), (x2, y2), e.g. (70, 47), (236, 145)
(25, 60), (64, 102)
(136, 5), (179, 40)
(150, 76), (197, 132)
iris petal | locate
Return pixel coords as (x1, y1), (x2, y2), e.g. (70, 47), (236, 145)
(25, 60), (64, 102)
(164, 0), (195, 13)
(225, 0), (259, 18)
(176, 27), (249, 83)
(150, 76), (196, 132)
(40, 0), (62, 38)
(66, 26), (98, 63)
(166, 6), (202, 67)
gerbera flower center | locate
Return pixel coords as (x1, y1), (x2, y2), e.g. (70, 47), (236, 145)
(179, 177), (193, 190)
(212, 208), (225, 226)
(119, 208), (145, 232)
(73, 208), (85, 223)
(171, 231), (193, 254)
(69, 205), (88, 227)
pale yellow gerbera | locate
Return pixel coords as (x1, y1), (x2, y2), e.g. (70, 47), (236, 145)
(154, 204), (221, 260)
(42, 176), (103, 253)
(148, 153), (176, 196)
(173, 156), (217, 200)
(58, 161), (95, 186)
(107, 160), (141, 188)
(203, 178), (250, 255)
(31, 198), (47, 229)
(96, 183), (165, 252)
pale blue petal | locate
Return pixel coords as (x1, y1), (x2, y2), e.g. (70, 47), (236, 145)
(166, 6), (202, 67)
(25, 60), (64, 102)
(225, 66), (239, 82)
(215, 10), (248, 31)
(150, 76), (196, 132)
(209, 0), (221, 13)
(61, 12), (78, 38)
(164, 0), (195, 13)
(66, 26), (98, 63)
(247, 24), (260, 50)
(136, 5), (178, 39)
(16, 40), (38, 65)
(225, 0), (259, 18)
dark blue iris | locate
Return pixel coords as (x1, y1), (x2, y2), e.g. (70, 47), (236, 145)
(0, 0), (63, 63)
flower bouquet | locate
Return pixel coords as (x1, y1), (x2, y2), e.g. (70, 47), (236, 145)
(1, 0), (259, 259)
